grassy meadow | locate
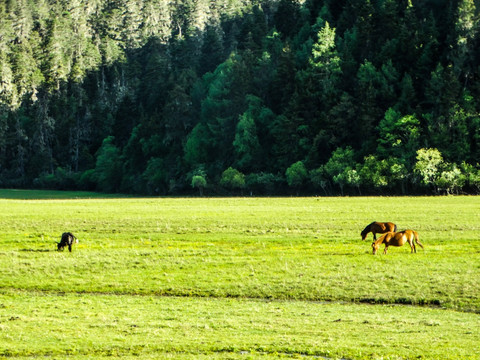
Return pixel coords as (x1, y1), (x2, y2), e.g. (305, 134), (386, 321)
(0, 190), (479, 359)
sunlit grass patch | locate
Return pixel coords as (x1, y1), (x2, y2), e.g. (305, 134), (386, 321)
(0, 193), (479, 359)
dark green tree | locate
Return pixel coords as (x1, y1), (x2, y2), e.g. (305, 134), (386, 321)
(199, 25), (225, 74)
(376, 108), (420, 167)
(449, 0), (478, 88)
(233, 95), (263, 171)
(323, 146), (356, 195)
(274, 0), (301, 40)
(354, 61), (385, 154)
(94, 136), (123, 193)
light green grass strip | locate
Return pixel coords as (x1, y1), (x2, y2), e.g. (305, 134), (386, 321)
(1, 291), (479, 359)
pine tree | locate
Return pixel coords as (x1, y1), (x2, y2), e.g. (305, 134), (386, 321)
(199, 24), (225, 74)
(274, 0), (301, 40)
(233, 96), (262, 171)
(376, 108), (420, 167)
(309, 21), (342, 102)
(450, 0), (478, 87)
(141, 0), (172, 43)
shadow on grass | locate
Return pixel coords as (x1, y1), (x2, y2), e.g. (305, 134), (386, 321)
(19, 248), (55, 252)
(0, 189), (130, 199)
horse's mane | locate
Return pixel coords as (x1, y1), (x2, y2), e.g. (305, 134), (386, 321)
(361, 222), (375, 235)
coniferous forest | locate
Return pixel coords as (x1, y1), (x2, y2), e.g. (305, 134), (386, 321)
(1, 0), (479, 195)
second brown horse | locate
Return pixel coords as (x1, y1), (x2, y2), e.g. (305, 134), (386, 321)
(361, 221), (397, 241)
(372, 230), (424, 255)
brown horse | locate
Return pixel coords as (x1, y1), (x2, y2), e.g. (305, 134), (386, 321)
(372, 230), (424, 255)
(361, 222), (397, 241)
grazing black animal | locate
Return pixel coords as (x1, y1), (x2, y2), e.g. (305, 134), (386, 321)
(57, 232), (78, 252)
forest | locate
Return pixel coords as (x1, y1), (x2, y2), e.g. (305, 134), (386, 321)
(0, 0), (479, 195)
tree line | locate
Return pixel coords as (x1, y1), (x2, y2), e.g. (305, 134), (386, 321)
(0, 0), (479, 195)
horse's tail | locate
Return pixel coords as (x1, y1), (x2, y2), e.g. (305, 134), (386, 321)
(69, 233), (79, 243)
(414, 231), (424, 249)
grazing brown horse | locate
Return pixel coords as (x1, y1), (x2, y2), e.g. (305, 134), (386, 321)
(372, 230), (424, 255)
(361, 222), (397, 241)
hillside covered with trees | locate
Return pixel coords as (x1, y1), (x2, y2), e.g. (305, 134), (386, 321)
(1, 0), (479, 195)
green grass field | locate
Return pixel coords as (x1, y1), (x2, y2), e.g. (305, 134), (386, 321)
(0, 190), (479, 359)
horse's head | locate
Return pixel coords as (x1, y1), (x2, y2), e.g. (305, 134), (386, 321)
(372, 233), (390, 255)
(361, 230), (368, 241)
(361, 223), (374, 240)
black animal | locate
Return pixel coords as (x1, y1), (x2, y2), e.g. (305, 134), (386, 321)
(57, 232), (78, 252)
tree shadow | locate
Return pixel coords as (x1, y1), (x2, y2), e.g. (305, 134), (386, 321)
(19, 248), (55, 252)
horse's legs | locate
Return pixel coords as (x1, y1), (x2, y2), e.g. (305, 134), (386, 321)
(408, 239), (415, 253)
(383, 245), (388, 254)
(68, 244), (72, 252)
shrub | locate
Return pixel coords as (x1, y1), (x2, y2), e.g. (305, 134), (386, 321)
(285, 161), (307, 192)
(220, 167), (245, 192)
(191, 175), (207, 196)
(246, 172), (282, 195)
